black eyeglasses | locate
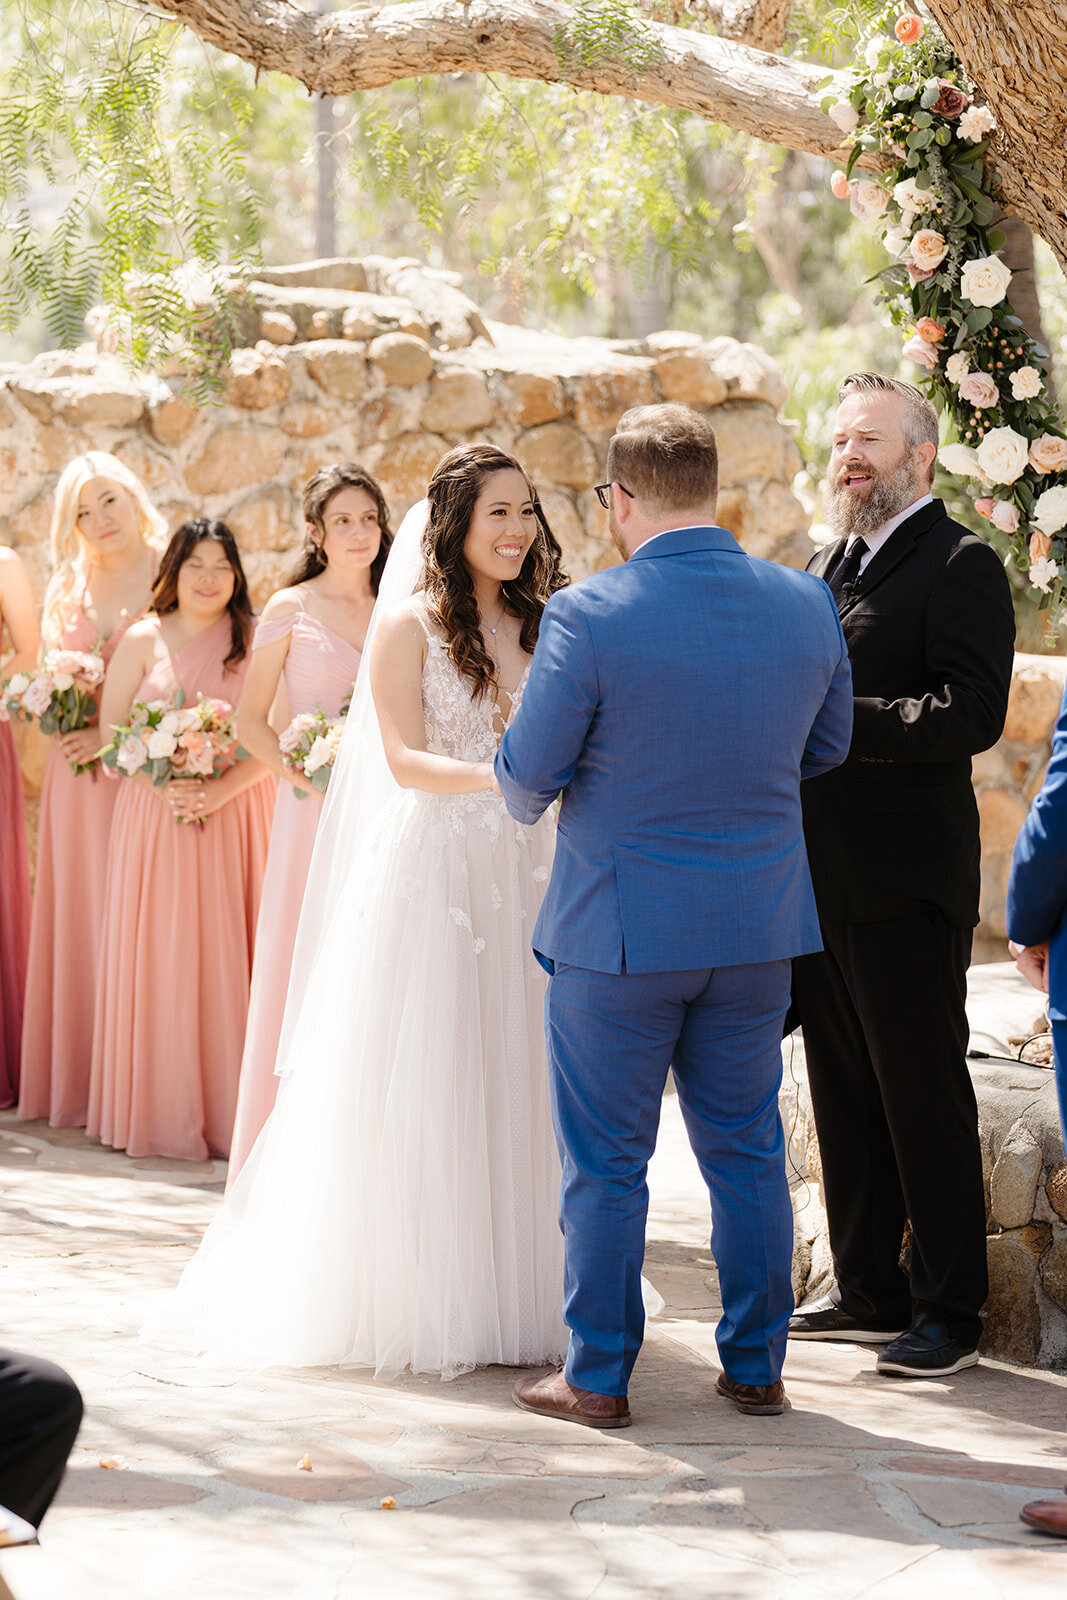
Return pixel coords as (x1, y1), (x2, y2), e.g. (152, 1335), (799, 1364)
(593, 482), (634, 511)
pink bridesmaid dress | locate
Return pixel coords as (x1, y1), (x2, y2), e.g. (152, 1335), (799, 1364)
(18, 596), (148, 1126)
(0, 715), (31, 1107)
(87, 616), (275, 1161)
(226, 608), (361, 1185)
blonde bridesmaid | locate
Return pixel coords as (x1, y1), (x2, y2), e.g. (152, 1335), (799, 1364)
(0, 548), (40, 1105)
(226, 465), (391, 1185)
(18, 455), (166, 1127)
(88, 519), (274, 1161)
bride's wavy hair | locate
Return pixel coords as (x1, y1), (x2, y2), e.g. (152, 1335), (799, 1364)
(420, 444), (568, 699)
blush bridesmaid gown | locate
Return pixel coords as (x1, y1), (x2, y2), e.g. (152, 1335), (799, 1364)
(18, 593), (150, 1127)
(87, 616), (275, 1161)
(0, 715), (31, 1107)
(226, 607), (361, 1186)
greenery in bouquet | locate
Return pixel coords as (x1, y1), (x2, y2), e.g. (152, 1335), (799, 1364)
(279, 706), (345, 797)
(1, 648), (106, 772)
(101, 688), (246, 795)
(823, 5), (1067, 622)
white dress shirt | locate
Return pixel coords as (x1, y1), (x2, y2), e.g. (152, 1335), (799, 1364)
(846, 494), (933, 574)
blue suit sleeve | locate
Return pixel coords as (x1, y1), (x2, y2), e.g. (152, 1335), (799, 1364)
(1006, 681), (1067, 947)
(801, 599), (854, 781)
(495, 591), (598, 825)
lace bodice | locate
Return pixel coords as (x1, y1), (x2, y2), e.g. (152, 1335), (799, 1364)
(421, 628), (530, 762)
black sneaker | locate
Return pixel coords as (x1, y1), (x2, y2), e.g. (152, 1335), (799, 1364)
(875, 1314), (979, 1378)
(788, 1295), (905, 1343)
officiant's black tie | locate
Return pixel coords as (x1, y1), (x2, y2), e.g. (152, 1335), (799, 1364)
(828, 537), (868, 606)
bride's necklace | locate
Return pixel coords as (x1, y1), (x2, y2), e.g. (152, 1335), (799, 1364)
(484, 600), (506, 639)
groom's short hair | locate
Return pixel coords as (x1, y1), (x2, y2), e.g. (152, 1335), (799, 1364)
(607, 404), (719, 511)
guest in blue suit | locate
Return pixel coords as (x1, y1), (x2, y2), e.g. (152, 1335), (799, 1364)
(496, 403), (853, 1425)
(1007, 677), (1067, 1139)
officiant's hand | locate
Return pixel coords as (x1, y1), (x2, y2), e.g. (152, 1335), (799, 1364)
(1009, 939), (1050, 995)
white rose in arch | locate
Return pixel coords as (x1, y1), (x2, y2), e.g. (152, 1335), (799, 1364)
(864, 36), (886, 69)
(883, 226), (910, 257)
(960, 254), (1013, 308)
(1033, 485), (1067, 537)
(990, 501), (1020, 535)
(975, 426), (1030, 485)
(1029, 555), (1060, 593)
(828, 101), (860, 134)
(938, 443), (981, 478)
(1009, 366), (1044, 401)
(945, 352), (971, 386)
(892, 177), (928, 213)
(958, 105), (996, 143)
(849, 180), (888, 221)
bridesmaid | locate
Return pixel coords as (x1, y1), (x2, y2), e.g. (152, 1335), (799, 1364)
(18, 454), (166, 1128)
(226, 465), (391, 1185)
(0, 547), (40, 1106)
(88, 519), (275, 1161)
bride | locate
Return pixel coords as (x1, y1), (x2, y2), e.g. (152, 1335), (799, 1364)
(145, 443), (570, 1379)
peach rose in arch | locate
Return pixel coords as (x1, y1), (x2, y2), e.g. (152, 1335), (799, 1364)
(990, 501), (1020, 535)
(909, 230), (949, 271)
(958, 372), (1000, 409)
(1030, 530), (1053, 563)
(916, 317), (945, 344)
(974, 499), (995, 520)
(830, 170), (851, 200)
(895, 14), (924, 44)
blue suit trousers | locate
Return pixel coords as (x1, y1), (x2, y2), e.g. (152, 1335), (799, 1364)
(544, 959), (795, 1395)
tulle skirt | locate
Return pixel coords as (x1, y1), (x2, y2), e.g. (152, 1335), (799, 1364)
(145, 787), (567, 1380)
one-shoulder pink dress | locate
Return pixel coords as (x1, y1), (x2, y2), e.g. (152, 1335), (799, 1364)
(18, 595), (149, 1126)
(87, 617), (275, 1161)
(0, 714), (31, 1107)
(226, 609), (361, 1185)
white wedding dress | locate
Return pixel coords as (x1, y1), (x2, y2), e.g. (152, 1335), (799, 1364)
(145, 597), (567, 1379)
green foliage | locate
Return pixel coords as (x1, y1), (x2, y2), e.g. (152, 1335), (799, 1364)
(554, 0), (665, 80)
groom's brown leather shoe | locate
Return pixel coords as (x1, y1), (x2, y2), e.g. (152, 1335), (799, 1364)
(513, 1365), (631, 1429)
(1020, 1496), (1067, 1536)
(716, 1372), (790, 1416)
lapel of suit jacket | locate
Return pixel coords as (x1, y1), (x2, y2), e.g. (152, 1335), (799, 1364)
(836, 499), (945, 620)
(810, 538), (845, 583)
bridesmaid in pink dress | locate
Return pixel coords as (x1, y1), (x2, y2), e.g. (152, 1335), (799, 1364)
(226, 464), (392, 1184)
(0, 548), (40, 1105)
(88, 519), (275, 1161)
(18, 454), (166, 1127)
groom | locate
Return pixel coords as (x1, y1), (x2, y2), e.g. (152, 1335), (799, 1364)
(496, 403), (853, 1423)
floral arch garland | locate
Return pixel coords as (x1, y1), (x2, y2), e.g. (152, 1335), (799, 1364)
(826, 4), (1067, 619)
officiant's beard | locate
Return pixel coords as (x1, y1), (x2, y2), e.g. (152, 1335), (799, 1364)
(826, 451), (921, 540)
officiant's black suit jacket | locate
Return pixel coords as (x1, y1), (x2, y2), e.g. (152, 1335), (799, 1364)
(801, 498), (1016, 926)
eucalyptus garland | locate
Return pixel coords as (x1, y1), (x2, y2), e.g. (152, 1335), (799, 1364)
(824, 4), (1067, 618)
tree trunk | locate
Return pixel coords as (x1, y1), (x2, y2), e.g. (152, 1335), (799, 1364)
(150, 0), (1067, 274)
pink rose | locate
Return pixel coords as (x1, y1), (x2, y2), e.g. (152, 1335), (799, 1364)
(974, 499), (995, 520)
(916, 317), (945, 344)
(909, 229), (950, 271)
(932, 81), (969, 121)
(907, 263), (936, 285)
(830, 170), (851, 200)
(990, 501), (1020, 534)
(902, 335), (939, 372)
(1029, 434), (1067, 475)
(849, 180), (889, 221)
(958, 371), (1000, 408)
(895, 14), (924, 43)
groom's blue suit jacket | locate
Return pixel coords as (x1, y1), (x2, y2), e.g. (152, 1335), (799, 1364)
(1007, 679), (1067, 1023)
(496, 525), (854, 975)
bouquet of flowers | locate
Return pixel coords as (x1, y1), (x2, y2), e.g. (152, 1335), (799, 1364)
(2, 649), (106, 772)
(279, 706), (345, 796)
(101, 689), (246, 795)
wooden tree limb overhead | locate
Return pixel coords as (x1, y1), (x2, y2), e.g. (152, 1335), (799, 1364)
(149, 0), (1067, 271)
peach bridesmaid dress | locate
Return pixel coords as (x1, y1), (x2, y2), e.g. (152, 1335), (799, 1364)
(87, 616), (275, 1161)
(226, 608), (361, 1185)
(0, 716), (31, 1106)
(18, 594), (149, 1126)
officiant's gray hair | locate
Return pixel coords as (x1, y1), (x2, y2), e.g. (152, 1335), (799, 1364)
(838, 372), (939, 475)
(607, 403), (719, 512)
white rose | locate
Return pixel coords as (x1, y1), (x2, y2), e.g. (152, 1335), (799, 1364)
(302, 735), (335, 777)
(117, 736), (148, 776)
(938, 443), (982, 478)
(883, 226), (910, 258)
(958, 105), (996, 143)
(1009, 366), (1043, 401)
(976, 426), (1030, 485)
(945, 352), (971, 385)
(850, 180), (889, 221)
(6, 672), (30, 696)
(990, 501), (1020, 534)
(23, 678), (54, 717)
(960, 254), (1013, 308)
(51, 671), (75, 692)
(1029, 555), (1060, 593)
(864, 36), (885, 68)
(1033, 485), (1067, 537)
(146, 729), (178, 760)
(893, 177), (929, 213)
(828, 101), (860, 133)
(159, 711), (182, 735)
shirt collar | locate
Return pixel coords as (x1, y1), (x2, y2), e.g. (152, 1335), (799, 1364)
(847, 493), (934, 558)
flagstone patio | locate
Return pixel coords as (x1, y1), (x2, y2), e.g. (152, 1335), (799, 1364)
(2, 963), (1066, 1600)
